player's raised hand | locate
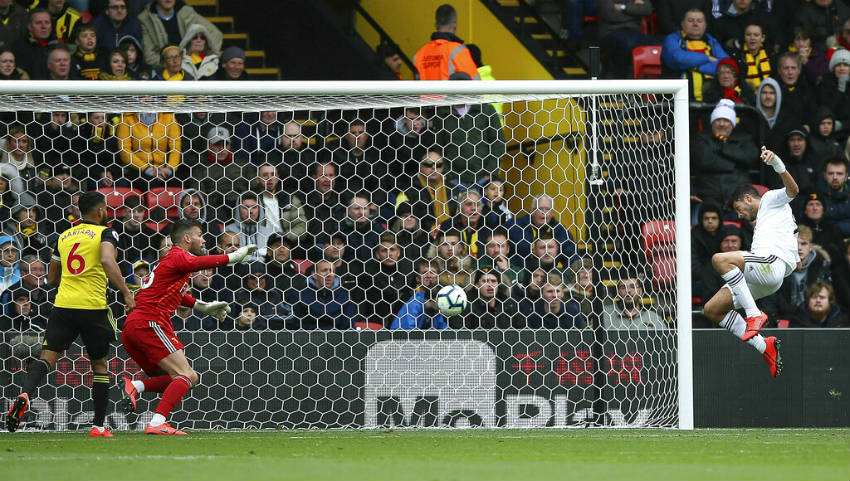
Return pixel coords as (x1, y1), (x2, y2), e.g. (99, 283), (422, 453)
(761, 145), (786, 174)
(227, 244), (258, 265)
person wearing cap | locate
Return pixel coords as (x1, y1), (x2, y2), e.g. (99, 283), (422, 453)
(764, 126), (817, 197)
(138, 0), (222, 67)
(691, 202), (723, 299)
(798, 190), (845, 258)
(179, 23), (218, 80)
(189, 125), (250, 214)
(153, 43), (192, 80)
(816, 48), (850, 136)
(209, 45), (248, 81)
(90, 0), (142, 51)
(115, 107), (182, 187)
(265, 233), (298, 292)
(703, 56), (756, 106)
(691, 98), (760, 208)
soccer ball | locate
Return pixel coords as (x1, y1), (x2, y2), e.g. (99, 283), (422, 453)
(436, 285), (467, 317)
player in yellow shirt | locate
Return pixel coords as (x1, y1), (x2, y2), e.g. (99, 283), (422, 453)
(5, 191), (135, 436)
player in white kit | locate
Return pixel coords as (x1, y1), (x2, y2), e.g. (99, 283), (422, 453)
(703, 146), (800, 378)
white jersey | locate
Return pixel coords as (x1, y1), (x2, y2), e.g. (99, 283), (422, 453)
(750, 188), (799, 270)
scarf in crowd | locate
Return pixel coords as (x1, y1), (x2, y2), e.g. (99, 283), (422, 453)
(682, 31), (713, 101)
(190, 52), (205, 65)
(744, 47), (771, 89)
(418, 174), (450, 226)
(162, 69), (185, 81)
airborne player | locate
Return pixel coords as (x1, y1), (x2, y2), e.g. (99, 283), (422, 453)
(702, 147), (801, 378)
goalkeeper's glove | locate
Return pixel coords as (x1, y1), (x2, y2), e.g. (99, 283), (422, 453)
(194, 300), (231, 322)
(227, 244), (258, 265)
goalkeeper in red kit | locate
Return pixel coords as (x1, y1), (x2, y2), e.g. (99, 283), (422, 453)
(120, 219), (256, 435)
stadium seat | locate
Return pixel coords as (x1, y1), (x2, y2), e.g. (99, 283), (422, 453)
(145, 187), (183, 220)
(777, 319), (790, 328)
(632, 45), (662, 79)
(752, 184), (770, 196)
(98, 187), (142, 219)
(144, 221), (169, 232)
(641, 220), (676, 288)
(355, 321), (384, 330)
(722, 220), (742, 227)
(293, 259), (313, 274)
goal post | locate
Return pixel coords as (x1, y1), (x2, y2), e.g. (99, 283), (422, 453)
(0, 79), (692, 430)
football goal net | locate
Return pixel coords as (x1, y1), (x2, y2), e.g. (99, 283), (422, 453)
(0, 79), (692, 430)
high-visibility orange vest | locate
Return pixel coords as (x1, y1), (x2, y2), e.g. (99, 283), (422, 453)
(413, 32), (481, 80)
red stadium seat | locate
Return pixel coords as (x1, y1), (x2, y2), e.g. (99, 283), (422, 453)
(641, 220), (676, 288)
(145, 187), (183, 220)
(722, 220), (742, 227)
(752, 184), (770, 196)
(98, 187), (142, 219)
(355, 321), (384, 330)
(293, 259), (313, 274)
(632, 45), (662, 79)
(777, 319), (790, 329)
(80, 11), (93, 23)
(144, 221), (169, 232)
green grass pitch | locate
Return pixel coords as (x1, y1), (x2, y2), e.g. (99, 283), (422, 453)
(1, 428), (847, 481)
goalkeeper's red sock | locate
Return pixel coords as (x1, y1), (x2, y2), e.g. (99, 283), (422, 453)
(154, 375), (192, 419)
(141, 375), (172, 393)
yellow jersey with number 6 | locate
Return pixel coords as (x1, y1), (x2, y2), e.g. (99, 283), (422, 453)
(54, 223), (118, 310)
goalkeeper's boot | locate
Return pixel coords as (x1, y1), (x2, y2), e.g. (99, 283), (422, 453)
(762, 337), (782, 378)
(89, 427), (114, 437)
(5, 393), (29, 432)
(742, 311), (768, 341)
(145, 422), (186, 435)
(120, 376), (138, 413)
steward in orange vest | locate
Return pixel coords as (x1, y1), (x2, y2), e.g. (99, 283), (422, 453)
(413, 4), (480, 80)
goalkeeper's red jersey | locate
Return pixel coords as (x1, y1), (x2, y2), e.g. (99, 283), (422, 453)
(125, 246), (229, 328)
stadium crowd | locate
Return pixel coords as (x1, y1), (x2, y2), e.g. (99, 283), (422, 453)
(0, 0), (847, 333)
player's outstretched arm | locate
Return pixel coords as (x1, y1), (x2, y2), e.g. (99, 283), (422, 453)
(761, 146), (799, 198)
(180, 293), (231, 322)
(100, 242), (135, 313)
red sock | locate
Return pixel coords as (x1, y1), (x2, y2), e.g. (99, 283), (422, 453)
(154, 375), (192, 418)
(142, 375), (172, 393)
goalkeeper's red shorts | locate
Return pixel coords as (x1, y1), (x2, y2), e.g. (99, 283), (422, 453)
(122, 320), (185, 376)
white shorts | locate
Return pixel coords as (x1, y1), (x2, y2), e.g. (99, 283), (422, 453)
(724, 252), (794, 309)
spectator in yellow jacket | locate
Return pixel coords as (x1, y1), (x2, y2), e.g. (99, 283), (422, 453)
(115, 111), (181, 186)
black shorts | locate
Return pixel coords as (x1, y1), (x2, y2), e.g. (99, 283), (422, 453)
(43, 307), (117, 360)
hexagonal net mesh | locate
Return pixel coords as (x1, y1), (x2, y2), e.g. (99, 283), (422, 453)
(0, 83), (690, 430)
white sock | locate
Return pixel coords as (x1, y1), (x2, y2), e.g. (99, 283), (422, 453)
(132, 380), (145, 393)
(149, 414), (166, 427)
(721, 267), (760, 317)
(720, 311), (767, 353)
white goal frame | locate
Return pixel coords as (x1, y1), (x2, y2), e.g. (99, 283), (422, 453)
(0, 79), (692, 430)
